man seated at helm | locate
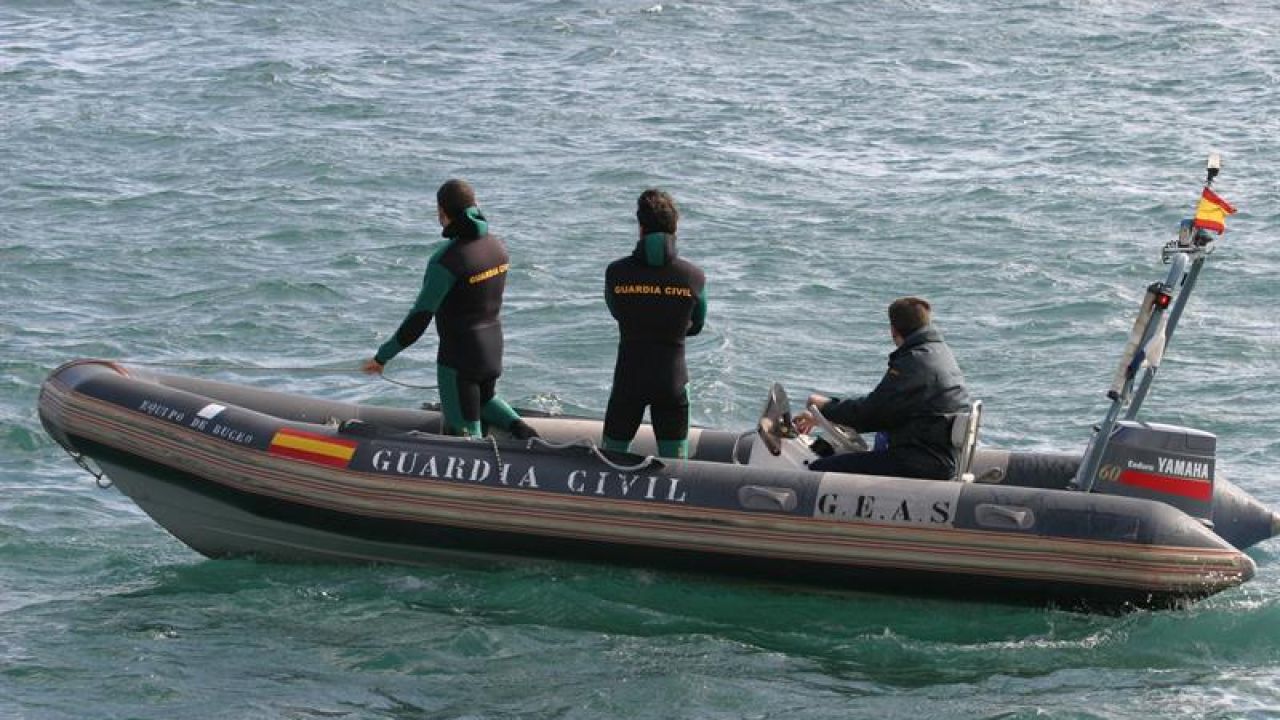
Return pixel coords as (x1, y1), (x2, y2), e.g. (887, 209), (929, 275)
(793, 297), (971, 480)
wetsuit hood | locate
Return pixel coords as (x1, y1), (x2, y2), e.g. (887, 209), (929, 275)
(442, 206), (488, 241)
(632, 232), (678, 267)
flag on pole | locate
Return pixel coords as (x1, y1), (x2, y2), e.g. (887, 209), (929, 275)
(1192, 187), (1237, 233)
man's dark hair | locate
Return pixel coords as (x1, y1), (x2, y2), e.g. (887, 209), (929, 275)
(888, 297), (932, 337)
(636, 189), (678, 234)
(437, 179), (477, 220)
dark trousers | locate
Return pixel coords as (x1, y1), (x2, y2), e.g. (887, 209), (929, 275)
(603, 387), (689, 443)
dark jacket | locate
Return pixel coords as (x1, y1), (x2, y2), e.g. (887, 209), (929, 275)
(605, 232), (707, 398)
(375, 210), (509, 378)
(821, 325), (971, 479)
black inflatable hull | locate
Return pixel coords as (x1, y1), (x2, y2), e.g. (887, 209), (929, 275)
(39, 360), (1259, 611)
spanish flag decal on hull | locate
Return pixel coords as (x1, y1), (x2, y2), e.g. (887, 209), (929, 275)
(268, 427), (358, 468)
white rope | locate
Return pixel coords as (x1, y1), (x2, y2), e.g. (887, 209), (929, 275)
(487, 434), (502, 472)
(592, 446), (658, 472)
(528, 435), (658, 472)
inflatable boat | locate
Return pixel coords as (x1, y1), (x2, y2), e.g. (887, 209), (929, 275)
(38, 159), (1278, 610)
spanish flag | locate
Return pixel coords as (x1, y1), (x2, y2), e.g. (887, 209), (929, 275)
(268, 427), (358, 468)
(1192, 187), (1236, 234)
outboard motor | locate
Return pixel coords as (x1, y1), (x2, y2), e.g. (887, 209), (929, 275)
(1090, 420), (1216, 523)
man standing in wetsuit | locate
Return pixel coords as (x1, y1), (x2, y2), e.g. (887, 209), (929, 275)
(362, 179), (537, 440)
(794, 297), (970, 480)
(603, 189), (707, 459)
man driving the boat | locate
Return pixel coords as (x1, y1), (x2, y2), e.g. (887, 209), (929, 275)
(361, 179), (537, 440)
(602, 189), (708, 459)
(794, 297), (970, 479)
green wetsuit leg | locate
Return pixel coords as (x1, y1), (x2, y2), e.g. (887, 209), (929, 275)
(437, 364), (482, 437)
(657, 438), (688, 459)
(481, 395), (521, 431)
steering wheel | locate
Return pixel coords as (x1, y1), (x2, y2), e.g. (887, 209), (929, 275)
(756, 383), (796, 457)
(807, 403), (869, 454)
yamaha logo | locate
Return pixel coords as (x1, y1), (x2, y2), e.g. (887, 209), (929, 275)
(1157, 456), (1211, 480)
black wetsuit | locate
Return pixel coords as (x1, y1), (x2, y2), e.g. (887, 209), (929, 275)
(374, 208), (523, 436)
(603, 232), (707, 458)
(811, 324), (971, 479)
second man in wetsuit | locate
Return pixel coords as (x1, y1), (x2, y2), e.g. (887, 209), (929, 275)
(362, 179), (536, 440)
(603, 189), (707, 459)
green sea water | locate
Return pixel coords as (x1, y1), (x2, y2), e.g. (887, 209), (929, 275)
(3, 1), (1280, 718)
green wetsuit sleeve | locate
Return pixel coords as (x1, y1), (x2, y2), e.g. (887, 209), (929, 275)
(687, 286), (707, 336)
(375, 253), (456, 365)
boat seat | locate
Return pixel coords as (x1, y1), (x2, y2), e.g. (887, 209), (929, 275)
(950, 400), (984, 482)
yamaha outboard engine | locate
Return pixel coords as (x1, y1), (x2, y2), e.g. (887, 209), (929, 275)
(1090, 421), (1216, 523)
